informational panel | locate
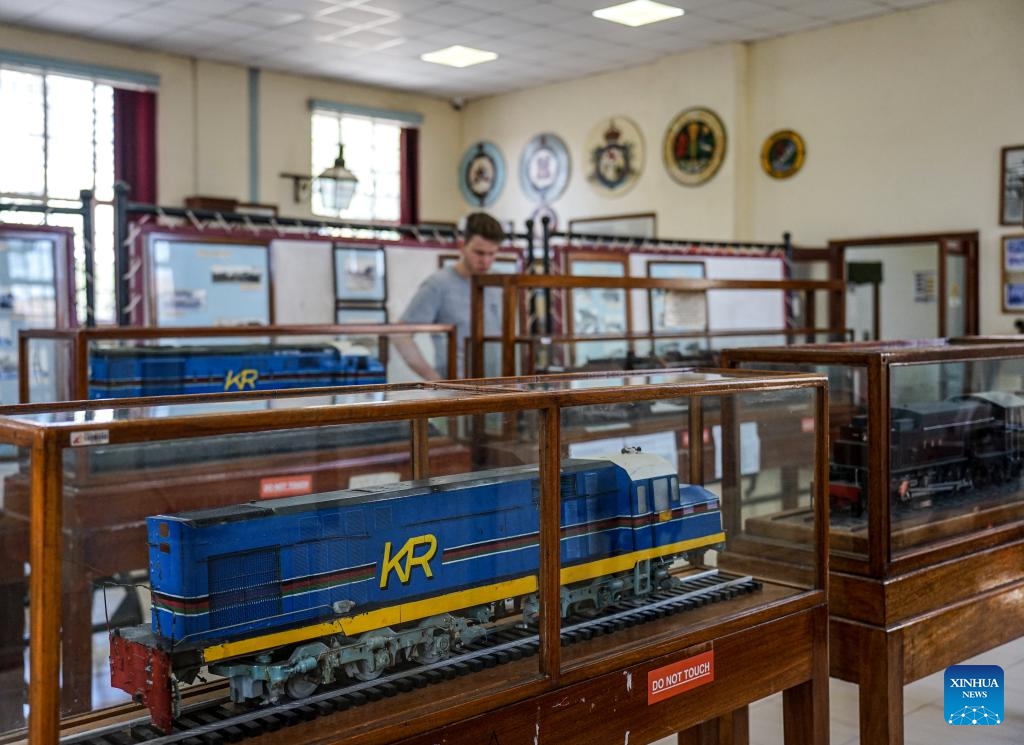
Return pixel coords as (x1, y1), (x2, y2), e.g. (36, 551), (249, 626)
(270, 239), (334, 324)
(626, 253), (785, 340)
(148, 237), (271, 327)
(0, 227), (73, 404)
(569, 256), (628, 364)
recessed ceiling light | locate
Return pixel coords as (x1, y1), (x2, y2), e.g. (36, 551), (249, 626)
(593, 0), (684, 28)
(420, 45), (498, 68)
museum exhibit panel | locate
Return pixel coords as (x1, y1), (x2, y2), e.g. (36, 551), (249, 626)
(468, 271), (847, 379)
(0, 224), (77, 405)
(17, 323), (457, 402)
(0, 368), (828, 744)
(721, 339), (1024, 745)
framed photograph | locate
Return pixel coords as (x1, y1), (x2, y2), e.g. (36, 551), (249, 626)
(147, 235), (271, 326)
(438, 252), (520, 274)
(1001, 145), (1024, 226)
(568, 212), (657, 240)
(334, 244), (386, 302)
(647, 260), (707, 332)
(336, 305), (388, 324)
(565, 252), (631, 365)
(1002, 234), (1024, 311)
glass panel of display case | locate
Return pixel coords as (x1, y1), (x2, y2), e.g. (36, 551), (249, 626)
(19, 327), (455, 402)
(0, 447), (30, 736)
(18, 336), (72, 403)
(85, 333), (393, 398)
(19, 409), (548, 735)
(887, 360), (1024, 556)
(548, 384), (819, 671)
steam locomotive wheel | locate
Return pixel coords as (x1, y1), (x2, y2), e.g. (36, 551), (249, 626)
(285, 669), (322, 699)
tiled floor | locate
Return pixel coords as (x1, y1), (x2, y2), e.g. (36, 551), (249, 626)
(652, 636), (1024, 744)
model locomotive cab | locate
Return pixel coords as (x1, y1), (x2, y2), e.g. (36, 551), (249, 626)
(110, 450), (725, 732)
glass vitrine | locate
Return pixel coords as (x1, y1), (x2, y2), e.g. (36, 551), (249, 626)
(0, 368), (827, 744)
(18, 323), (457, 403)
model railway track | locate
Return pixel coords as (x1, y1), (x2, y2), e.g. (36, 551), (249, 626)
(62, 570), (759, 745)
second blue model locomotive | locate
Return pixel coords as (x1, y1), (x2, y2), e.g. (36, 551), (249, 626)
(89, 342), (385, 398)
(110, 450), (725, 732)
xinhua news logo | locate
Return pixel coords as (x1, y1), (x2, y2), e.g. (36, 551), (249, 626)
(944, 664), (1003, 725)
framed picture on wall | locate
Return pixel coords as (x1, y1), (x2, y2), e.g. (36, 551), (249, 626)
(1002, 234), (1024, 311)
(1001, 145), (1024, 226)
(334, 244), (387, 302)
(438, 252), (520, 274)
(146, 235), (271, 326)
(568, 212), (657, 240)
(647, 260), (707, 332)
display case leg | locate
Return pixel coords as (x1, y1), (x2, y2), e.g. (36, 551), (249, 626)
(677, 707), (749, 745)
(858, 628), (904, 745)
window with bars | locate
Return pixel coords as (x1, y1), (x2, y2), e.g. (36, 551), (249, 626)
(0, 65), (117, 322)
(311, 109), (402, 223)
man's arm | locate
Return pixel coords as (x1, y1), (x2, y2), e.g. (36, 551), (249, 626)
(392, 334), (441, 381)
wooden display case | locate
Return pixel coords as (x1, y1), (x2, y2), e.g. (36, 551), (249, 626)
(0, 369), (829, 745)
(18, 323), (457, 402)
(468, 272), (848, 378)
(721, 340), (1024, 745)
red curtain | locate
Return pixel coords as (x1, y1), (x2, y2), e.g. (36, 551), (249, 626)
(113, 89), (157, 203)
(400, 127), (419, 224)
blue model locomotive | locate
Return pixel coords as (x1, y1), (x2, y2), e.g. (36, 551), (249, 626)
(829, 391), (1024, 514)
(109, 450), (725, 732)
(89, 342), (385, 398)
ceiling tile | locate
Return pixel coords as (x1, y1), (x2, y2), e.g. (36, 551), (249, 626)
(317, 3), (398, 27)
(408, 3), (490, 25)
(226, 6), (305, 27)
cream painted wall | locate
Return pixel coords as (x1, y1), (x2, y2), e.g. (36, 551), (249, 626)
(194, 61), (249, 200)
(745, 0), (1024, 333)
(460, 43), (747, 239)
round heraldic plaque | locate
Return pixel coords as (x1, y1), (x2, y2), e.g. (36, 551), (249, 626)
(761, 129), (806, 179)
(459, 141), (506, 207)
(663, 107), (727, 186)
(519, 132), (570, 204)
(586, 116), (644, 196)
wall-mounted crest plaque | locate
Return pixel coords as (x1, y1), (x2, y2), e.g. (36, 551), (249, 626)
(586, 116), (644, 195)
(459, 141), (505, 207)
(663, 107), (726, 186)
(761, 129), (806, 179)
(519, 132), (570, 204)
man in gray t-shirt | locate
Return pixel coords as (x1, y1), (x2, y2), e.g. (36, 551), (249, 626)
(395, 212), (505, 379)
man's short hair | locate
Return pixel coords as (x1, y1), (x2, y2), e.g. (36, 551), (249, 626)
(464, 212), (505, 244)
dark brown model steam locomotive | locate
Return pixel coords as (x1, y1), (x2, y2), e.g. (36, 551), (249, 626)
(829, 391), (1024, 515)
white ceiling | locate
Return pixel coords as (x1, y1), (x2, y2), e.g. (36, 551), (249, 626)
(0, 0), (944, 101)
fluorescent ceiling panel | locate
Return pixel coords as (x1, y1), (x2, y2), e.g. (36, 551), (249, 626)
(420, 44), (497, 68)
(593, 0), (685, 28)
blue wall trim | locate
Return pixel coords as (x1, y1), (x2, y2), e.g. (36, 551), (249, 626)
(248, 67), (260, 203)
(309, 98), (423, 126)
(0, 48), (159, 89)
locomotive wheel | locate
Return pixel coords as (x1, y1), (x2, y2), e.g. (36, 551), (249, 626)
(285, 669), (322, 700)
(344, 658), (382, 682)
